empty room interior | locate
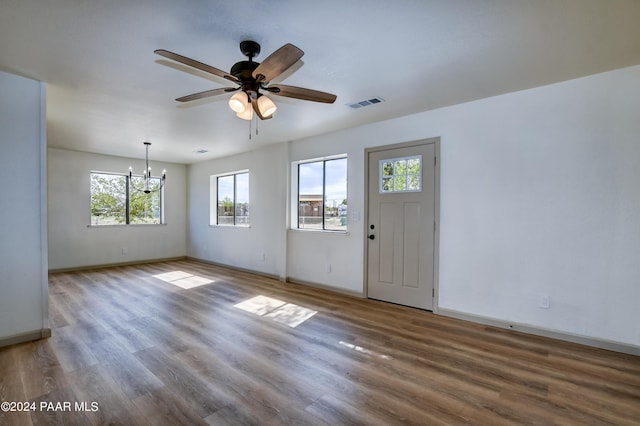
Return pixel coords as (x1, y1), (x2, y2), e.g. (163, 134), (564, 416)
(1, 1), (639, 424)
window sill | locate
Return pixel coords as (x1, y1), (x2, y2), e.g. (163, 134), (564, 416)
(208, 224), (251, 229)
(87, 223), (167, 228)
(288, 228), (349, 236)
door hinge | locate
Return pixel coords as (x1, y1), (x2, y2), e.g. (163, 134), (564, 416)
(432, 288), (435, 298)
(434, 156), (437, 166)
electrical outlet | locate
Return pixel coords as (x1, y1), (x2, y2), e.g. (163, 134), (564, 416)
(539, 294), (550, 309)
(121, 247), (128, 255)
(327, 264), (332, 273)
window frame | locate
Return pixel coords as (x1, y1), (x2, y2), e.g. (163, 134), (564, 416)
(293, 155), (348, 232)
(89, 171), (165, 226)
(379, 155), (423, 194)
(210, 170), (250, 227)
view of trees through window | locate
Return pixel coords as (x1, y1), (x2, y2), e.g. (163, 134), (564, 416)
(217, 172), (249, 226)
(298, 157), (347, 231)
(90, 172), (163, 225)
(380, 155), (422, 192)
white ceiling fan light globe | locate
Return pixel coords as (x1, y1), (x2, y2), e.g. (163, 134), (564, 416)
(236, 105), (253, 120)
(228, 92), (248, 113)
(257, 95), (277, 117)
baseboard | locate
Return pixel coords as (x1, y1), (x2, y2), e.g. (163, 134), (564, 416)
(187, 257), (364, 298)
(286, 277), (365, 299)
(0, 328), (51, 349)
(186, 257), (283, 282)
(48, 257), (188, 274)
(438, 308), (640, 356)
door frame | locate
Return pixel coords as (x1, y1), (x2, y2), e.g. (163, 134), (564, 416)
(363, 137), (441, 313)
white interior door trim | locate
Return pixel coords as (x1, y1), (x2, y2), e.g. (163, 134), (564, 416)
(363, 138), (440, 313)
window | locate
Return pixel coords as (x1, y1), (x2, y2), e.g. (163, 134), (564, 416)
(380, 155), (422, 193)
(297, 157), (347, 231)
(90, 172), (164, 225)
(215, 171), (249, 226)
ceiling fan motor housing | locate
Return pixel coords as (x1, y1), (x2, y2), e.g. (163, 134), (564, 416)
(230, 61), (261, 96)
(232, 41), (264, 97)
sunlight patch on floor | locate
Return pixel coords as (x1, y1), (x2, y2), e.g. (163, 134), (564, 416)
(234, 295), (317, 328)
(339, 341), (392, 360)
(234, 295), (286, 315)
(153, 271), (215, 289)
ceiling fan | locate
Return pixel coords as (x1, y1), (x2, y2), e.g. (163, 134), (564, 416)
(155, 40), (337, 120)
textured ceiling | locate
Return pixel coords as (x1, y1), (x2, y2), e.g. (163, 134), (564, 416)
(1, 0), (639, 163)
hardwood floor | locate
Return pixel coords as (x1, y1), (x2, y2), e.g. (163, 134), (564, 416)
(1, 259), (639, 425)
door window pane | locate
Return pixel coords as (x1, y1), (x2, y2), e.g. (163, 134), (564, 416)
(380, 155), (422, 193)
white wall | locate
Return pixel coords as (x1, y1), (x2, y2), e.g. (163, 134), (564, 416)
(293, 65), (640, 347)
(0, 71), (48, 340)
(187, 136), (366, 293)
(431, 75), (640, 346)
(48, 148), (187, 270)
(188, 143), (288, 278)
(188, 65), (640, 348)
(286, 138), (366, 294)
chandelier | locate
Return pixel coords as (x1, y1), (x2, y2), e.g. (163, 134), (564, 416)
(129, 142), (166, 194)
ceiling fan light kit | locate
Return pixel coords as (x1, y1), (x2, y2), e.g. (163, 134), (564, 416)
(228, 91), (249, 113)
(236, 105), (253, 121)
(257, 94), (277, 117)
(155, 40), (337, 123)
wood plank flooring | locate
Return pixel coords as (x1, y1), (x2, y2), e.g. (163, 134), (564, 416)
(1, 259), (639, 425)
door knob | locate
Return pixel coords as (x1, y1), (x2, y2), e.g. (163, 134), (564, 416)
(368, 235), (375, 240)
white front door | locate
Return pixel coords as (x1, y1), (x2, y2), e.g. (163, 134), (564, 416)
(366, 141), (437, 310)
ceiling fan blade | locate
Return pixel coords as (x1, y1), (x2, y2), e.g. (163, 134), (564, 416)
(176, 87), (238, 102)
(267, 84), (337, 103)
(252, 43), (304, 83)
(155, 49), (239, 83)
(250, 97), (273, 120)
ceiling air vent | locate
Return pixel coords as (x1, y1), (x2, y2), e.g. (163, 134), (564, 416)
(347, 96), (385, 109)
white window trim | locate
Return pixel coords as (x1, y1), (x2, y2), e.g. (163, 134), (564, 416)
(290, 154), (348, 233)
(89, 170), (165, 226)
(379, 154), (423, 193)
(209, 169), (250, 227)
